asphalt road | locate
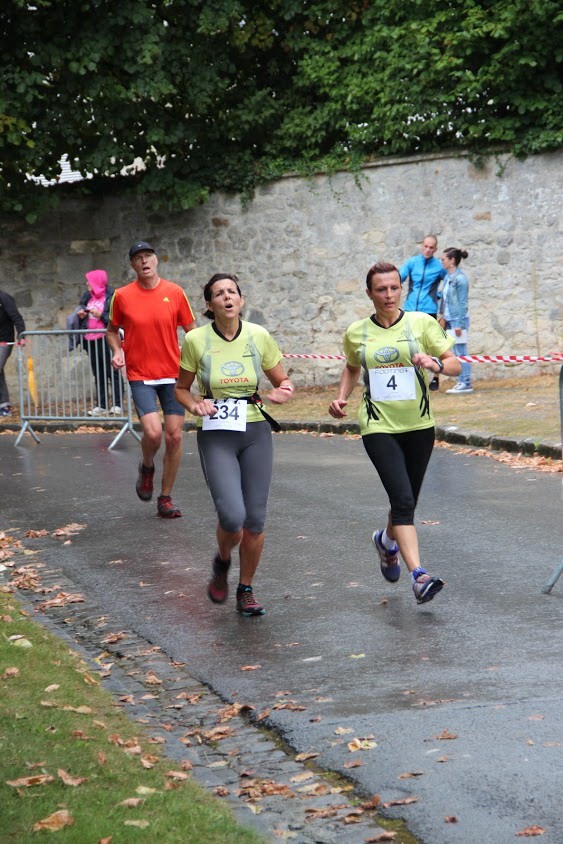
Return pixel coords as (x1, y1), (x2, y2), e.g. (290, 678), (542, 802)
(2, 430), (562, 843)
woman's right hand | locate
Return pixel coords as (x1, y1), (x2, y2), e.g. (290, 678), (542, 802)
(329, 399), (348, 419)
(77, 309), (87, 319)
(190, 399), (217, 417)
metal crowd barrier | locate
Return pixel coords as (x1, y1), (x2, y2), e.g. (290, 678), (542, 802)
(542, 360), (563, 594)
(15, 329), (140, 450)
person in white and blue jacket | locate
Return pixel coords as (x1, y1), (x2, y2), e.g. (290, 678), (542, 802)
(439, 247), (473, 394)
(399, 235), (447, 391)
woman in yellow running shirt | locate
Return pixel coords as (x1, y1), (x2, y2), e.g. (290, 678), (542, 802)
(175, 274), (293, 617)
(329, 261), (460, 605)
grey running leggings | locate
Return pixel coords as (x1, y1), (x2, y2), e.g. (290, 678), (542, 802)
(197, 421), (273, 534)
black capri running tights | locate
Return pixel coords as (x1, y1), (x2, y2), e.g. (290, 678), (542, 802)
(362, 427), (435, 525)
(197, 421), (273, 534)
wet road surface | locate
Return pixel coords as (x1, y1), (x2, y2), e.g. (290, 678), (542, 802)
(2, 431), (562, 843)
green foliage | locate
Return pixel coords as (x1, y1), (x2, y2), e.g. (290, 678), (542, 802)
(0, 0), (561, 218)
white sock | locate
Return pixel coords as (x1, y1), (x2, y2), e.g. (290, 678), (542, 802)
(381, 529), (398, 550)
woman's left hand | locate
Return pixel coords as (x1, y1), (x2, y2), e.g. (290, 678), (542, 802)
(412, 352), (440, 373)
(267, 384), (294, 404)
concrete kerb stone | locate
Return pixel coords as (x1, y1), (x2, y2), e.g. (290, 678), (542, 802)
(2, 419), (561, 459)
(1, 562), (395, 844)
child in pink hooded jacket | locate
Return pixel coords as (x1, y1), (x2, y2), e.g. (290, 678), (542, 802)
(78, 270), (123, 415)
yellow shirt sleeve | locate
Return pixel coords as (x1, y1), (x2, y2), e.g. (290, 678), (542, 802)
(179, 332), (198, 372)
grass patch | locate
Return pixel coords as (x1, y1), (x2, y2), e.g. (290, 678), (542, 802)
(0, 591), (263, 844)
(274, 373), (561, 442)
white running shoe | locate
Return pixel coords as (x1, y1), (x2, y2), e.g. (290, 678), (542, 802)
(108, 406), (123, 414)
(87, 407), (106, 416)
(446, 383), (473, 394)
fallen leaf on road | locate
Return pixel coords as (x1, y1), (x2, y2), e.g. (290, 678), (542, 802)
(347, 738), (377, 751)
(24, 529), (49, 537)
(52, 523), (86, 537)
(364, 833), (397, 842)
(272, 701), (306, 711)
(359, 795), (381, 810)
(290, 771), (315, 783)
(420, 519), (440, 525)
(349, 653), (365, 659)
(516, 826), (545, 837)
(445, 816), (458, 823)
(176, 692), (202, 703)
(33, 809), (74, 831)
(437, 756), (449, 763)
(343, 810), (363, 823)
(343, 759), (363, 768)
(399, 771), (425, 779)
(335, 726), (354, 735)
(382, 796), (419, 808)
(434, 729), (458, 740)
(528, 715), (544, 721)
(295, 752), (320, 762)
(240, 664), (261, 671)
(214, 786), (230, 796)
(102, 631), (125, 644)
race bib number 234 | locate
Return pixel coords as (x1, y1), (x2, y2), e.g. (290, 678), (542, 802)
(202, 398), (247, 431)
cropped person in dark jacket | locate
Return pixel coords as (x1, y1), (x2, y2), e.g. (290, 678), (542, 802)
(0, 289), (26, 417)
(77, 270), (123, 415)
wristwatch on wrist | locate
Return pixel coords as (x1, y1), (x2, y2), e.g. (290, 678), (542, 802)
(431, 356), (444, 373)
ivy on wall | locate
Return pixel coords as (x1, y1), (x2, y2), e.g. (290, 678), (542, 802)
(1, 0), (561, 221)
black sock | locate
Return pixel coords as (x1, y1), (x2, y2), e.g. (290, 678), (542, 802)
(237, 583), (251, 593)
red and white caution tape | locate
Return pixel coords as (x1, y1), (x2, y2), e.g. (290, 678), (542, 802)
(283, 352), (563, 364)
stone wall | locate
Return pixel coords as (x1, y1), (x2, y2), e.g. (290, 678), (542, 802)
(1, 148), (561, 392)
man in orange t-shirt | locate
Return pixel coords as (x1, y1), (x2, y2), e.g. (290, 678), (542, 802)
(107, 241), (196, 518)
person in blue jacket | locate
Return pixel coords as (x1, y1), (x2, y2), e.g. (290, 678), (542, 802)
(399, 235), (447, 391)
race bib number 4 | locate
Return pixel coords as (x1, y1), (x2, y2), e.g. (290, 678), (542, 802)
(369, 367), (416, 401)
(202, 398), (247, 431)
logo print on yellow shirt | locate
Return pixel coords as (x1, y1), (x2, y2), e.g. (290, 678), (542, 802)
(221, 361), (245, 377)
(374, 346), (400, 364)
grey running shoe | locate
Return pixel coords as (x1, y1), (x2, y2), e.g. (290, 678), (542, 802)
(413, 574), (445, 604)
(372, 530), (401, 582)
